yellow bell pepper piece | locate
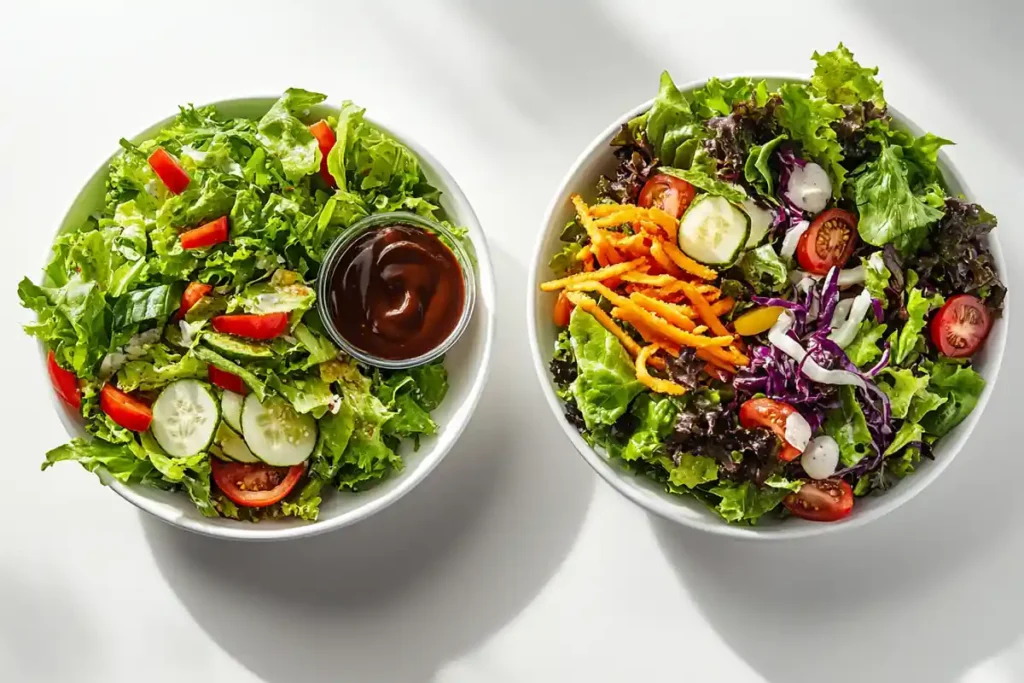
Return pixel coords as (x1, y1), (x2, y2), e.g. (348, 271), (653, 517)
(733, 306), (785, 337)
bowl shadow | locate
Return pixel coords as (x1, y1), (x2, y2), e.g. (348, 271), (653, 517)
(650, 348), (1024, 683)
(142, 244), (595, 683)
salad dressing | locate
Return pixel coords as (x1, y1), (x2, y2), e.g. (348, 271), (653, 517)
(326, 224), (464, 360)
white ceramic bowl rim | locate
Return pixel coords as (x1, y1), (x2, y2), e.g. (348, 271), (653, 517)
(527, 73), (1009, 540)
(41, 96), (497, 541)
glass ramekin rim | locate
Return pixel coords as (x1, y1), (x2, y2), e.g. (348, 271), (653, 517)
(315, 211), (477, 370)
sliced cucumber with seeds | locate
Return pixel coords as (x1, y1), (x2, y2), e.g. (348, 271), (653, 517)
(150, 379), (220, 457)
(202, 332), (273, 361)
(221, 390), (244, 433)
(216, 422), (261, 463)
(240, 394), (317, 466)
(678, 194), (750, 266)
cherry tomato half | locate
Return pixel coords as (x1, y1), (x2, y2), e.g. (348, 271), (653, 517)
(100, 384), (153, 432)
(47, 350), (81, 411)
(738, 397), (803, 462)
(553, 292), (575, 327)
(211, 459), (305, 508)
(796, 208), (858, 275)
(638, 174), (696, 219)
(930, 294), (992, 358)
(783, 479), (854, 522)
(211, 312), (290, 340)
(178, 282), (213, 319)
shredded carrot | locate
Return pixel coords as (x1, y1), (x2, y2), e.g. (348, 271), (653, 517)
(566, 281), (734, 349)
(565, 292), (665, 370)
(593, 213), (636, 229)
(540, 258), (645, 291)
(636, 345), (687, 396)
(699, 345), (748, 368)
(564, 292), (639, 357)
(678, 280), (732, 337)
(611, 307), (681, 356)
(647, 207), (679, 241)
(697, 348), (736, 373)
(659, 239), (718, 281)
(588, 204), (678, 242)
(621, 271), (678, 287)
(649, 241), (684, 277)
(629, 292), (697, 332)
(572, 195), (602, 246)
(692, 325), (708, 335)
(587, 204), (625, 218)
(576, 245), (592, 263)
(710, 297), (734, 317)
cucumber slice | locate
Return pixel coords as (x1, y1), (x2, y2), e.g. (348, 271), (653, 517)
(240, 394), (317, 466)
(742, 198), (774, 249)
(216, 422), (261, 463)
(210, 444), (234, 462)
(150, 379), (220, 457)
(221, 390), (244, 433)
(202, 332), (273, 361)
(678, 195), (750, 266)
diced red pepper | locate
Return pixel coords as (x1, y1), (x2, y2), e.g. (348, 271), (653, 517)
(309, 120), (337, 188)
(180, 216), (229, 250)
(208, 366), (248, 395)
(147, 147), (191, 194)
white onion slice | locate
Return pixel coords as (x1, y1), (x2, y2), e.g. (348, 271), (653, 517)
(801, 436), (840, 479)
(830, 298), (855, 329)
(780, 220), (810, 258)
(768, 311), (867, 390)
(837, 266), (866, 288)
(785, 412), (812, 452)
(768, 312), (807, 362)
(829, 290), (873, 348)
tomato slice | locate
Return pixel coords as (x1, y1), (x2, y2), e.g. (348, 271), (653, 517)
(147, 147), (191, 194)
(738, 397), (803, 462)
(930, 294), (992, 358)
(47, 350), (81, 410)
(100, 384), (153, 432)
(211, 312), (289, 340)
(553, 291), (575, 327)
(211, 459), (305, 508)
(783, 479), (854, 522)
(638, 174), (696, 218)
(796, 208), (858, 275)
(309, 120), (337, 188)
(208, 366), (248, 395)
(178, 282), (213, 319)
(180, 216), (229, 250)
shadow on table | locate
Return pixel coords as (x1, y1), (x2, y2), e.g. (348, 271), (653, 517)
(143, 245), (595, 683)
(0, 568), (101, 681)
(652, 347), (1024, 683)
(367, 0), (664, 159)
(850, 0), (1024, 171)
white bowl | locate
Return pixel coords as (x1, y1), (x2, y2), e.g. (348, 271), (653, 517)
(527, 76), (1008, 540)
(42, 97), (497, 541)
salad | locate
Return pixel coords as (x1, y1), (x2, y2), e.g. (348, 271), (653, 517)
(541, 46), (1005, 524)
(19, 88), (465, 522)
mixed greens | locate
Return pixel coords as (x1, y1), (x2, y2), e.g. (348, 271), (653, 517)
(545, 46), (1004, 524)
(20, 88), (463, 521)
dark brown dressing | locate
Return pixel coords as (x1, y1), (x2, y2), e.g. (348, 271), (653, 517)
(327, 224), (464, 360)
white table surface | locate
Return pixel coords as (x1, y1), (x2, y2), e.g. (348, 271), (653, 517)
(3, 1), (1024, 681)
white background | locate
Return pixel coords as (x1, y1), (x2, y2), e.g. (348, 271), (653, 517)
(3, 1), (1023, 681)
